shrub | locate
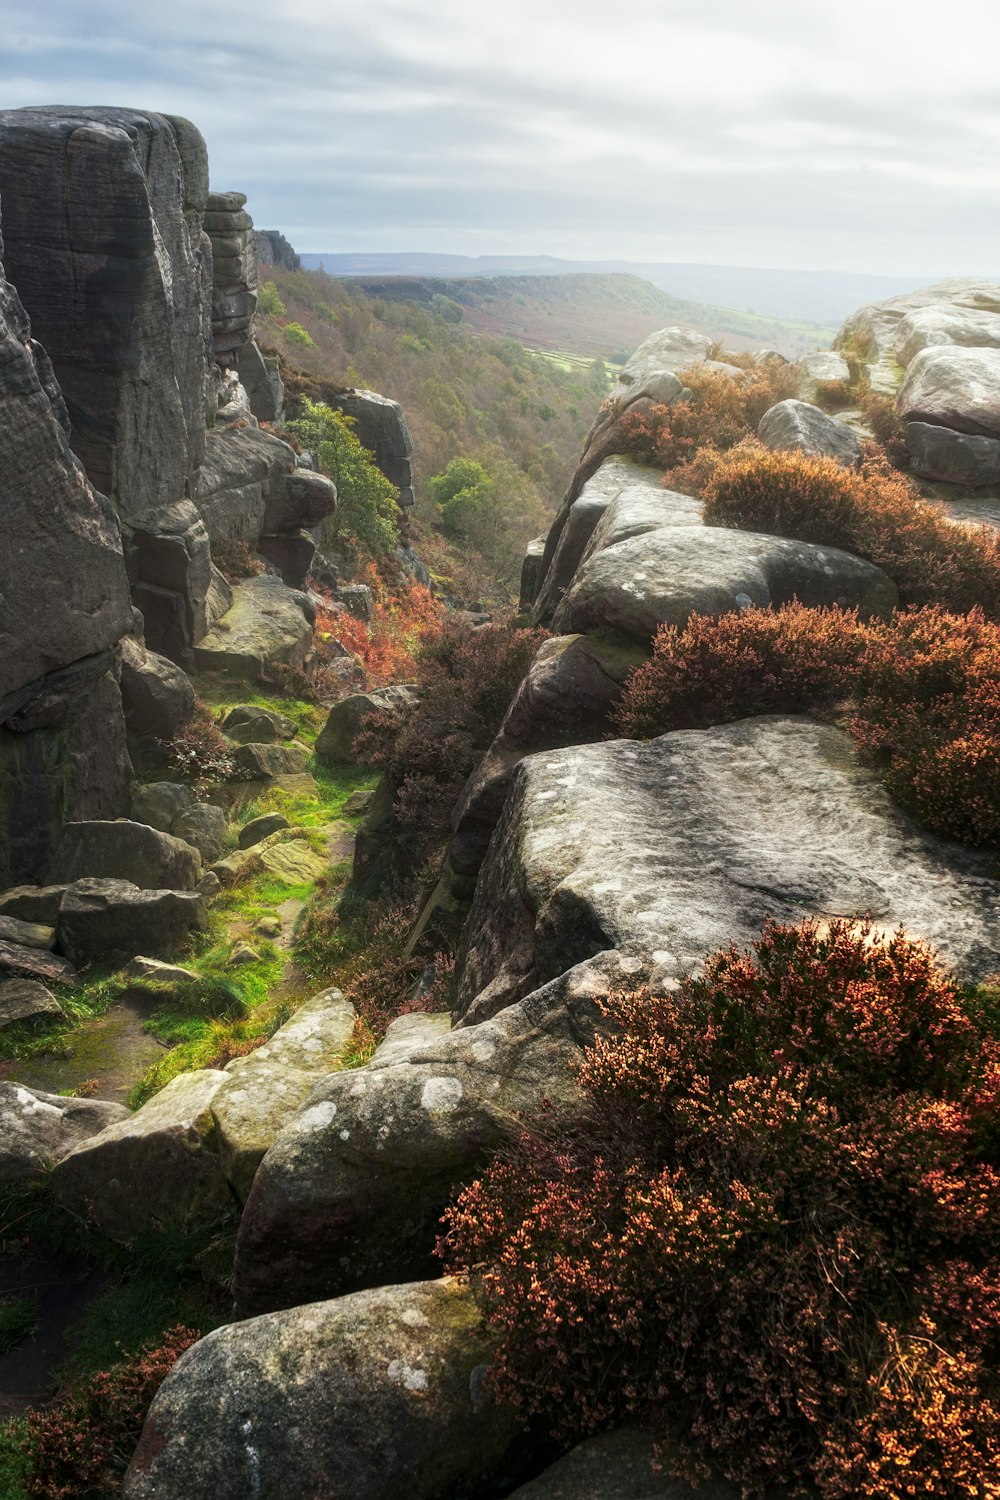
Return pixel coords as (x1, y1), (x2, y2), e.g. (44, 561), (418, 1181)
(160, 703), (239, 786)
(860, 392), (910, 468)
(312, 579), (445, 693)
(442, 920), (1000, 1499)
(19, 1325), (199, 1498)
(257, 280), (286, 318)
(700, 442), (1000, 617)
(288, 397), (399, 563)
(813, 378), (854, 412)
(283, 321), (315, 348)
(616, 361), (801, 471)
(211, 537), (263, 584)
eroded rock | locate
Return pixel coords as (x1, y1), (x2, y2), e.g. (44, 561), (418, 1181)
(0, 1083), (129, 1184)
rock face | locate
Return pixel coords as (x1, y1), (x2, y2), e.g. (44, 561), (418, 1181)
(56, 820), (202, 890)
(193, 576), (314, 678)
(315, 686), (419, 764)
(454, 718), (1000, 1026)
(193, 427), (297, 548)
(326, 388), (415, 511)
(757, 399), (862, 467)
(834, 278), (1000, 395)
(897, 346), (1000, 440)
(0, 107), (211, 524)
(204, 190), (257, 363)
(56, 878), (206, 965)
(255, 229), (300, 271)
(0, 1083), (129, 1184)
(124, 1278), (524, 1500)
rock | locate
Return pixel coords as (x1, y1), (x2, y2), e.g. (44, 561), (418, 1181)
(315, 686), (419, 764)
(0, 979), (63, 1028)
(238, 813), (291, 848)
(612, 326), (713, 399)
(256, 531), (316, 590)
(122, 957), (199, 985)
(212, 989), (355, 1198)
(892, 304), (1000, 367)
(235, 340), (284, 423)
(255, 230), (300, 272)
(233, 962), (626, 1312)
(835, 278), (1000, 395)
(258, 838), (328, 884)
(119, 638), (196, 745)
(0, 1083), (129, 1184)
(129, 499), (224, 663)
(343, 789), (375, 817)
(131, 781), (196, 833)
(897, 345), (1000, 439)
(204, 189), (257, 359)
(51, 1068), (232, 1240)
(0, 109), (210, 524)
(197, 871), (221, 901)
(193, 428), (296, 549)
(0, 942), (76, 984)
(56, 820), (202, 890)
(210, 848), (261, 887)
(552, 528), (897, 641)
(0, 885), (67, 925)
(221, 705), (298, 744)
(264, 469), (337, 533)
(800, 350), (851, 386)
(170, 803), (229, 863)
(520, 535), (548, 611)
(338, 584), (374, 622)
(508, 1428), (741, 1499)
(0, 915), (55, 950)
(905, 421), (1000, 486)
(124, 1278), (523, 1500)
(231, 741), (311, 779)
(56, 879), (206, 966)
(192, 576), (314, 678)
(256, 916), (282, 939)
(230, 943), (261, 966)
(324, 388), (414, 508)
(454, 719), (1000, 1026)
(757, 399), (862, 467)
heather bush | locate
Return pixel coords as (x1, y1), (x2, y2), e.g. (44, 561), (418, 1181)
(616, 361), (801, 471)
(160, 702), (240, 786)
(211, 536), (263, 583)
(812, 378), (854, 412)
(443, 920), (1000, 1499)
(699, 442), (1000, 617)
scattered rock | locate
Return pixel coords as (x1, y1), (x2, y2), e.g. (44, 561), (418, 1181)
(0, 885), (67, 925)
(0, 979), (63, 1028)
(258, 838), (327, 884)
(124, 1278), (523, 1500)
(56, 820), (202, 891)
(897, 345), (1000, 439)
(131, 781), (196, 833)
(255, 916), (282, 939)
(170, 803), (229, 864)
(122, 957), (199, 986)
(221, 705), (298, 745)
(757, 399), (862, 467)
(229, 944), (260, 966)
(0, 942), (76, 985)
(238, 813), (290, 848)
(315, 686), (419, 764)
(342, 789), (375, 817)
(231, 741), (311, 779)
(0, 1083), (129, 1185)
(56, 879), (206, 966)
(0, 915), (56, 951)
(51, 1069), (232, 1240)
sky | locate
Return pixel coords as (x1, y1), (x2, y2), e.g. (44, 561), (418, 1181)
(0, 0), (997, 276)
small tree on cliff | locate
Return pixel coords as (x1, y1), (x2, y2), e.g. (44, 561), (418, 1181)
(288, 397), (399, 564)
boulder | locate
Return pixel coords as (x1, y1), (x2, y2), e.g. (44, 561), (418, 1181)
(263, 469), (337, 533)
(258, 838), (328, 884)
(325, 388), (414, 506)
(551, 528), (897, 641)
(611, 326), (713, 399)
(454, 719), (1000, 1026)
(834, 278), (1000, 395)
(896, 345), (1000, 439)
(315, 686), (419, 764)
(904, 421), (1000, 487)
(0, 979), (63, 1028)
(508, 1429), (741, 1499)
(129, 500), (232, 663)
(238, 813), (290, 848)
(0, 915), (55, 950)
(221, 704), (298, 744)
(119, 638), (196, 744)
(56, 820), (202, 890)
(892, 304), (1000, 367)
(125, 1278), (523, 1500)
(799, 350), (851, 387)
(0, 1083), (129, 1184)
(757, 399), (862, 467)
(56, 879), (206, 965)
(131, 781), (196, 833)
(193, 576), (314, 678)
(257, 530), (316, 590)
(212, 988), (356, 1198)
(51, 1068), (233, 1240)
(235, 339), (284, 422)
(122, 956), (199, 985)
(0, 885), (67, 924)
(170, 803), (229, 863)
(519, 535), (548, 611)
(0, 942), (76, 984)
(193, 428), (296, 549)
(231, 741), (311, 779)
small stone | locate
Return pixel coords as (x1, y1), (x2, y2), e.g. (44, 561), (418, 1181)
(221, 706), (298, 746)
(342, 790), (375, 817)
(0, 979), (63, 1028)
(255, 916), (282, 939)
(123, 957), (199, 985)
(238, 813), (290, 849)
(229, 943), (260, 966)
(0, 914), (56, 951)
(197, 871), (222, 901)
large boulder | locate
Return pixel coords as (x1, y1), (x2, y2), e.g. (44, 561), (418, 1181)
(454, 718), (1000, 1026)
(212, 988), (356, 1199)
(193, 427), (296, 548)
(131, 781), (196, 833)
(0, 108), (210, 523)
(904, 421), (1000, 487)
(170, 803), (229, 864)
(834, 278), (1000, 395)
(315, 686), (419, 764)
(0, 1083), (129, 1185)
(193, 576), (314, 678)
(129, 499), (230, 662)
(221, 704), (297, 744)
(55, 820), (202, 890)
(611, 326), (712, 399)
(892, 304), (1000, 367)
(507, 1429), (741, 1499)
(897, 345), (1000, 439)
(757, 399), (862, 467)
(551, 528), (896, 641)
(124, 1278), (524, 1500)
(325, 388), (415, 507)
(118, 637), (196, 746)
(263, 468), (337, 533)
(230, 741), (311, 778)
(56, 878), (206, 965)
(51, 1068), (233, 1239)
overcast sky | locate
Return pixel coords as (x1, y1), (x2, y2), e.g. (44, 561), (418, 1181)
(0, 0), (997, 275)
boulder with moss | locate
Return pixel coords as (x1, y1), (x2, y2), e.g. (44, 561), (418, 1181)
(0, 1083), (129, 1184)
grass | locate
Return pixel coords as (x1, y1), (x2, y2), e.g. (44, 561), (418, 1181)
(0, 1294), (38, 1354)
(0, 1418), (30, 1498)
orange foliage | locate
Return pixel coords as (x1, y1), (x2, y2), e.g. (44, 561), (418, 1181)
(312, 581), (445, 693)
(616, 361), (800, 470)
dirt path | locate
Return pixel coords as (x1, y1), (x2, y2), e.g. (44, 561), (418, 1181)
(0, 993), (166, 1105)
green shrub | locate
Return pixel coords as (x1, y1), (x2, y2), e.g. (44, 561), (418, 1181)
(443, 920), (1000, 1498)
(287, 397), (399, 563)
(257, 281), (286, 318)
(283, 321), (315, 348)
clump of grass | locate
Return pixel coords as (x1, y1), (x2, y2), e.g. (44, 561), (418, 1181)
(0, 1295), (38, 1354)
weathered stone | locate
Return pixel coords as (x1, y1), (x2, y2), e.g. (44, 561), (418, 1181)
(612, 326), (712, 400)
(56, 820), (201, 890)
(193, 576), (314, 679)
(119, 638), (196, 745)
(455, 719), (1000, 1026)
(56, 879), (206, 965)
(212, 988), (355, 1198)
(0, 108), (210, 522)
(338, 584), (375, 622)
(256, 531), (315, 589)
(233, 961), (627, 1312)
(0, 1083), (128, 1184)
(131, 781), (196, 833)
(197, 870), (221, 901)
(0, 886), (67, 925)
(264, 469), (337, 533)
(0, 942), (76, 984)
(757, 399), (862, 467)
(170, 803), (229, 863)
(52, 1069), (232, 1240)
(552, 528), (897, 641)
(508, 1428), (741, 1499)
(324, 388), (413, 505)
(238, 813), (291, 848)
(259, 838), (328, 884)
(800, 350), (851, 387)
(315, 686), (419, 764)
(122, 956), (199, 985)
(343, 789), (375, 817)
(520, 535), (548, 611)
(130, 500), (225, 661)
(210, 848), (261, 887)
(892, 304), (1000, 367)
(0, 915), (55, 950)
(835, 278), (1000, 396)
(231, 741), (311, 779)
(193, 428), (295, 549)
(255, 230), (300, 271)
(124, 1278), (523, 1500)
(221, 705), (297, 745)
(897, 345), (1000, 439)
(905, 421), (1000, 487)
(235, 340), (285, 422)
(0, 979), (63, 1028)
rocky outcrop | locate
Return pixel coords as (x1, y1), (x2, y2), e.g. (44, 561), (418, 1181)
(834, 278), (1000, 395)
(897, 346), (1000, 440)
(757, 399), (862, 467)
(326, 388), (415, 511)
(255, 229), (300, 271)
(0, 1083), (129, 1185)
(124, 1278), (524, 1500)
(193, 576), (315, 678)
(127, 499), (231, 663)
(204, 190), (257, 363)
(315, 685), (419, 764)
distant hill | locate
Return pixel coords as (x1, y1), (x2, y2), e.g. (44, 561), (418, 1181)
(318, 270), (837, 360)
(298, 254), (943, 327)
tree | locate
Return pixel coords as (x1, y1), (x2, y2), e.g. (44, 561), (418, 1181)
(429, 455), (549, 593)
(288, 398), (399, 564)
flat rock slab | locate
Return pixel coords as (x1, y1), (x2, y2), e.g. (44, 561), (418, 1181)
(893, 304), (1000, 367)
(124, 1278), (521, 1500)
(0, 979), (62, 1028)
(454, 718), (1000, 1025)
(0, 915), (55, 950)
(259, 837), (328, 884)
(552, 527), (897, 640)
(0, 941), (76, 984)
(193, 576), (313, 678)
(0, 1083), (128, 1184)
(897, 345), (1000, 439)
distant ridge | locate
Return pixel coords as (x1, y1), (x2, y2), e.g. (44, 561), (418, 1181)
(296, 254), (941, 326)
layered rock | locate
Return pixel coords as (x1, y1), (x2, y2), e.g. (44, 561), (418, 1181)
(255, 229), (300, 271)
(204, 190), (257, 365)
(757, 399), (862, 467)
